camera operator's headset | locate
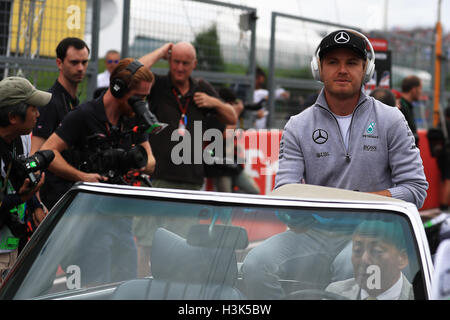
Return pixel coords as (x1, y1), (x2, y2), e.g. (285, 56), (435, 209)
(310, 29), (376, 84)
(110, 60), (144, 98)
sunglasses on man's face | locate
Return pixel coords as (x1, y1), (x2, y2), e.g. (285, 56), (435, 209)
(107, 59), (119, 64)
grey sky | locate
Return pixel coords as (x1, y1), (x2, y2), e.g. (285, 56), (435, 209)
(233, 0), (449, 32)
(97, 0), (450, 56)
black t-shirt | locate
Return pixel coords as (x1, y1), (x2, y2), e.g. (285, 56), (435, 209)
(399, 97), (419, 146)
(41, 96), (148, 208)
(56, 95), (148, 154)
(148, 73), (223, 185)
(33, 80), (79, 139)
(32, 80), (79, 209)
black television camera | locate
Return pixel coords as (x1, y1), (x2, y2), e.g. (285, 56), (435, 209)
(9, 150), (55, 192)
(79, 97), (167, 186)
(80, 137), (149, 185)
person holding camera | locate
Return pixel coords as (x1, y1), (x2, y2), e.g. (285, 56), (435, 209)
(40, 59), (156, 286)
(41, 58), (155, 184)
(0, 77), (52, 281)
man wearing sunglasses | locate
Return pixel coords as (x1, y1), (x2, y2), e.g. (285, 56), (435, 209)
(97, 49), (121, 89)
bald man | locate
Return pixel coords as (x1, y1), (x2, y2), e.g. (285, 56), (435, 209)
(138, 42), (237, 190)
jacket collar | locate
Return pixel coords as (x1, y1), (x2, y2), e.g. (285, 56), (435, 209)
(315, 88), (369, 114)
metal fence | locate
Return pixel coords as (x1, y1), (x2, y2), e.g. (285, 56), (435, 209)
(0, 0), (448, 131)
(369, 30), (450, 130)
(265, 11), (450, 130)
(0, 0), (99, 101)
(266, 12), (361, 128)
(122, 0), (257, 103)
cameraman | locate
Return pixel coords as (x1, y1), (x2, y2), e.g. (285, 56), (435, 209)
(41, 58), (155, 184)
(40, 59), (155, 286)
(0, 77), (52, 281)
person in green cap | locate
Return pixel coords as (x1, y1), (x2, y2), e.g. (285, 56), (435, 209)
(0, 76), (52, 282)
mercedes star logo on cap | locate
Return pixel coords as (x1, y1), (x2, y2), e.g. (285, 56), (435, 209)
(312, 129), (328, 144)
(334, 31), (350, 44)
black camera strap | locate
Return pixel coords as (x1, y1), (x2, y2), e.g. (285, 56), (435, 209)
(0, 161), (12, 206)
(0, 137), (16, 207)
(0, 136), (24, 188)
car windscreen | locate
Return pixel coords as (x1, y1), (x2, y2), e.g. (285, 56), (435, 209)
(10, 191), (424, 300)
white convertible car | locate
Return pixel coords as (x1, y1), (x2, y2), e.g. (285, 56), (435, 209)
(0, 182), (448, 300)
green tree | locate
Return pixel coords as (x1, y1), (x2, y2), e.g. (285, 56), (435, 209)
(193, 24), (225, 72)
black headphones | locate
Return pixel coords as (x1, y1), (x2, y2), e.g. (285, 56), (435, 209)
(110, 60), (144, 98)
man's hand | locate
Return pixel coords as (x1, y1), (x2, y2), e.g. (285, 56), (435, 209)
(138, 42), (173, 69)
(32, 206), (47, 226)
(194, 92), (237, 125)
(18, 172), (45, 203)
(161, 42), (173, 60)
(79, 172), (108, 183)
(232, 99), (244, 116)
(367, 190), (392, 197)
(193, 92), (218, 109)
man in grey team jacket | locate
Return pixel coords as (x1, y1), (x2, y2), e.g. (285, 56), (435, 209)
(275, 29), (428, 209)
(240, 29), (428, 301)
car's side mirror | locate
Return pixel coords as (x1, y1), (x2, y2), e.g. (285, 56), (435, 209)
(432, 239), (450, 299)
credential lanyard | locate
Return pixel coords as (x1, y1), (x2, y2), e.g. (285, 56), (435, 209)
(172, 88), (190, 127)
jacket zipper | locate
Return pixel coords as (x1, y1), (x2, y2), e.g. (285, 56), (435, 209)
(317, 100), (366, 163)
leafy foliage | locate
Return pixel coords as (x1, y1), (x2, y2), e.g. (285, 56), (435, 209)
(193, 24), (225, 72)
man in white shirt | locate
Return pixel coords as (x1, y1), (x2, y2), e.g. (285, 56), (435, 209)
(97, 49), (120, 89)
(252, 67), (289, 129)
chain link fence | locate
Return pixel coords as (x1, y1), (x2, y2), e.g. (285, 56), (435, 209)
(0, 0), (99, 101)
(266, 13), (360, 129)
(370, 30), (450, 129)
(265, 12), (450, 130)
(0, 0), (447, 129)
(123, 0), (257, 103)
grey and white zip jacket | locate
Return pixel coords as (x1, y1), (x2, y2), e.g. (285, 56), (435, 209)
(274, 89), (429, 208)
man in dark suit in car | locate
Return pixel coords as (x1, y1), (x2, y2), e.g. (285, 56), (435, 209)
(326, 220), (413, 300)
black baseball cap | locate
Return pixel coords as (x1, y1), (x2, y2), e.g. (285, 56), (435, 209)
(318, 30), (368, 60)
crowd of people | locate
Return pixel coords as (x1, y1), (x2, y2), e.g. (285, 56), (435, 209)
(0, 28), (441, 298)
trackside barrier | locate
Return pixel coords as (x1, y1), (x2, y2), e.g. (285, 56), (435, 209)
(418, 129), (440, 211)
(205, 129), (282, 195)
(206, 129), (441, 212)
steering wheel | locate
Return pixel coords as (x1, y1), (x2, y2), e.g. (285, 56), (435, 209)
(283, 289), (350, 300)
